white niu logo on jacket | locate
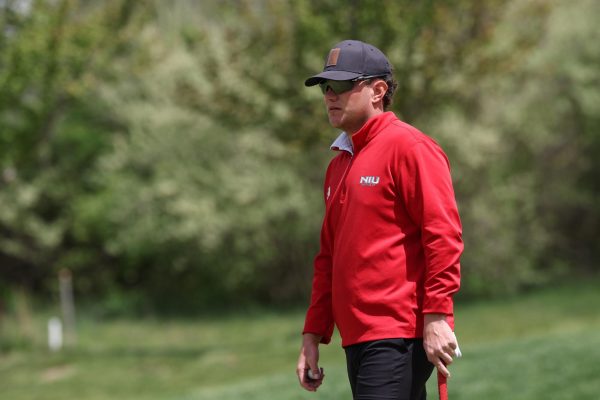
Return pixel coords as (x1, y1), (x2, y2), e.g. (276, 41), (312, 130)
(359, 176), (380, 186)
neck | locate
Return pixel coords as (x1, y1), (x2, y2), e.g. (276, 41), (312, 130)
(349, 108), (384, 136)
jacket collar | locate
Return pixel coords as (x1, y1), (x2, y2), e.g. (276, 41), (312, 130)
(330, 131), (354, 155)
(330, 112), (396, 155)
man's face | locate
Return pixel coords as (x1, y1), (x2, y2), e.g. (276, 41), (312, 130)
(322, 79), (377, 135)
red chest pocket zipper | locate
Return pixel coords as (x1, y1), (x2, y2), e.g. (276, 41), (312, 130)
(338, 158), (352, 204)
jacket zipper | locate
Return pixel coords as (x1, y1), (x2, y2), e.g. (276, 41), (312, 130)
(328, 154), (353, 210)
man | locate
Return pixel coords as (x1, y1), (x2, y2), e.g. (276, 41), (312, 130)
(296, 40), (463, 400)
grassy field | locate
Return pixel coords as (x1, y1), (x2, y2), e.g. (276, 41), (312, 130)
(1, 280), (600, 400)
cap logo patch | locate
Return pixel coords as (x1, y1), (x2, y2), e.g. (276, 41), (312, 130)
(326, 48), (341, 67)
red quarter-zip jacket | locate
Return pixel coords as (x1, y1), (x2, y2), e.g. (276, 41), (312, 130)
(303, 112), (462, 347)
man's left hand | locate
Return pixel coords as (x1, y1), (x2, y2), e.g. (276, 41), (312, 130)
(423, 313), (458, 378)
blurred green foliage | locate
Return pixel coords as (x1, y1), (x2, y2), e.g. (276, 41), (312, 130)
(0, 0), (598, 312)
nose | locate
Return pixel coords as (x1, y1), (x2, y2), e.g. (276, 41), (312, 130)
(324, 86), (338, 99)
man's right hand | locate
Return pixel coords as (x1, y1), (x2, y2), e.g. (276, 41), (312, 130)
(296, 333), (325, 392)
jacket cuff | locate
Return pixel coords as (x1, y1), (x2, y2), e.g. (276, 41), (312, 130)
(422, 296), (454, 315)
(302, 329), (332, 344)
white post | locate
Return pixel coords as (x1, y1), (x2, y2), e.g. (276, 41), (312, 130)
(59, 269), (77, 346)
(48, 317), (63, 352)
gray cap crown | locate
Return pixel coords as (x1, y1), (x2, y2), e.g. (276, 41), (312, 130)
(305, 40), (392, 86)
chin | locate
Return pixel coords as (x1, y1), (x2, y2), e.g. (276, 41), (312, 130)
(328, 117), (343, 129)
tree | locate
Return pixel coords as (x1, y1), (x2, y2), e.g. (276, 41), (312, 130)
(0, 0), (148, 293)
(1, 0), (598, 311)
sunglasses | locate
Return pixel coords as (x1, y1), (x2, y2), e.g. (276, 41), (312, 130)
(318, 75), (386, 95)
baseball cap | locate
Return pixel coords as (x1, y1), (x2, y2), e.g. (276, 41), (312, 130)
(304, 40), (392, 87)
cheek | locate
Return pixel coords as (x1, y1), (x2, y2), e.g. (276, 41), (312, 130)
(345, 94), (368, 114)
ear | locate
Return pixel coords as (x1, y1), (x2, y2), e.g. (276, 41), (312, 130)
(371, 80), (388, 105)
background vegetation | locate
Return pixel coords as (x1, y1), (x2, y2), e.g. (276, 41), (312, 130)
(1, 0), (599, 399)
(2, 0), (597, 312)
(0, 0), (598, 328)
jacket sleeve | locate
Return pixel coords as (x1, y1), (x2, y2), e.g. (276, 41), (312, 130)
(399, 140), (463, 316)
(302, 170), (335, 344)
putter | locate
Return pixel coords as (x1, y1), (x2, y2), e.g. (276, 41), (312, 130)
(439, 336), (462, 400)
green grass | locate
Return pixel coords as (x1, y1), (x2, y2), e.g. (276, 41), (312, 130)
(1, 280), (600, 399)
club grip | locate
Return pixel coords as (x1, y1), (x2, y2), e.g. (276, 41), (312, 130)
(438, 370), (448, 400)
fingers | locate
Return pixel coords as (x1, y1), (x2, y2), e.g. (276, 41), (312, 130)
(296, 365), (313, 391)
(439, 350), (454, 366)
(304, 359), (323, 390)
(297, 365), (324, 391)
(430, 349), (453, 377)
(423, 320), (462, 379)
(308, 367), (323, 380)
(428, 353), (452, 378)
(435, 359), (451, 378)
(296, 353), (323, 391)
(426, 344), (456, 363)
(297, 337), (324, 391)
(425, 343), (458, 378)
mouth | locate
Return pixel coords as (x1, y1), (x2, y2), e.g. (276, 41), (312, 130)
(328, 106), (342, 112)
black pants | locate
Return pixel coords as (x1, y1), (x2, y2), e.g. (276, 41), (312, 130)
(344, 338), (435, 400)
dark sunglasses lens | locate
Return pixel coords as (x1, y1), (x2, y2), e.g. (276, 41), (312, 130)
(319, 80), (355, 95)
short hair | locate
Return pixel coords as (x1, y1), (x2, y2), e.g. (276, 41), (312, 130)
(382, 75), (397, 111)
(366, 75), (397, 110)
